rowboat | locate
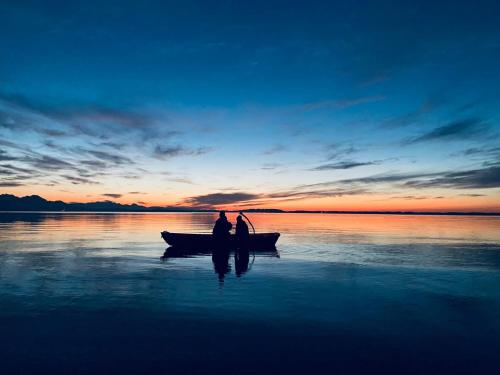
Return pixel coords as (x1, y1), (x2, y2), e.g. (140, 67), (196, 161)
(161, 231), (280, 250)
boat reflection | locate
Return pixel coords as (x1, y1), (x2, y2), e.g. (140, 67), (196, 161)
(160, 247), (279, 282)
(161, 246), (279, 259)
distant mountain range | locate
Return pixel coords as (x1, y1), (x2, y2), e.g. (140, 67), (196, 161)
(0, 194), (498, 215)
(0, 194), (210, 212)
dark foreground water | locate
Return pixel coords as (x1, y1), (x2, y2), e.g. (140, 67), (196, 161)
(1, 212), (499, 374)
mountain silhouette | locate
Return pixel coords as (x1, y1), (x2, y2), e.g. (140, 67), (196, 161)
(0, 194), (203, 212)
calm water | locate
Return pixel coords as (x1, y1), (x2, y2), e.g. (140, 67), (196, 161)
(1, 212), (500, 374)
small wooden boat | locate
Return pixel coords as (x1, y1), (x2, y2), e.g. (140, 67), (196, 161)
(161, 231), (280, 250)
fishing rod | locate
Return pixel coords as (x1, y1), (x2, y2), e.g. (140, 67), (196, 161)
(239, 211), (257, 259)
(239, 211), (256, 234)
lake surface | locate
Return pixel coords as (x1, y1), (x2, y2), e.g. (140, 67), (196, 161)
(1, 212), (499, 374)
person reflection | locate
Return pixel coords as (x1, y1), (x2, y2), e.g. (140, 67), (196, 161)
(234, 248), (250, 277)
(212, 249), (230, 283)
(212, 211), (232, 282)
(234, 215), (250, 277)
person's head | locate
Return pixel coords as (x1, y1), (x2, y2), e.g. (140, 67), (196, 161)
(237, 215), (243, 222)
(219, 210), (226, 218)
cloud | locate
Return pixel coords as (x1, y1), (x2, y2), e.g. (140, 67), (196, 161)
(0, 93), (187, 168)
(20, 154), (73, 170)
(0, 164), (34, 174)
(1, 141), (76, 172)
(389, 195), (444, 200)
(0, 149), (17, 162)
(260, 162), (283, 170)
(405, 118), (489, 144)
(324, 143), (358, 161)
(263, 144), (287, 155)
(0, 93), (164, 140)
(453, 146), (500, 161)
(332, 172), (442, 186)
(0, 181), (23, 187)
(265, 187), (367, 201)
(102, 193), (122, 198)
(297, 165), (500, 194)
(264, 144), (287, 155)
(180, 165), (497, 210)
(166, 177), (194, 184)
(184, 192), (260, 207)
(153, 145), (211, 159)
(467, 147), (500, 156)
(381, 96), (446, 128)
(39, 129), (68, 137)
(0, 169), (15, 176)
(183, 187), (368, 208)
(405, 165), (500, 189)
(84, 150), (132, 165)
(61, 175), (99, 185)
(153, 145), (184, 158)
(311, 160), (378, 171)
(80, 160), (108, 169)
(299, 95), (386, 111)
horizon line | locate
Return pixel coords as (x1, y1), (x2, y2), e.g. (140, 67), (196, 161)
(1, 193), (499, 216)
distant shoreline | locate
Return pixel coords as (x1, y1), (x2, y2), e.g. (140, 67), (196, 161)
(1, 194), (499, 216)
(1, 210), (499, 216)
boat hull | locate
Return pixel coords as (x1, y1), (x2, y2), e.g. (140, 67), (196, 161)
(161, 231), (280, 250)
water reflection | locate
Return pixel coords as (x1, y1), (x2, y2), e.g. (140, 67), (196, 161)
(212, 249), (231, 282)
(235, 249), (251, 277)
(1, 212), (500, 373)
(161, 246), (274, 282)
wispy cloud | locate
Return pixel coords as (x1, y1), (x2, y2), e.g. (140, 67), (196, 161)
(183, 186), (369, 208)
(0, 181), (23, 187)
(153, 145), (211, 160)
(324, 143), (358, 161)
(84, 150), (133, 165)
(166, 177), (194, 184)
(260, 162), (283, 170)
(61, 175), (100, 185)
(381, 96), (446, 128)
(184, 192), (260, 207)
(405, 118), (489, 144)
(405, 165), (500, 189)
(299, 95), (386, 112)
(263, 144), (287, 155)
(20, 154), (73, 170)
(102, 193), (122, 199)
(311, 160), (379, 171)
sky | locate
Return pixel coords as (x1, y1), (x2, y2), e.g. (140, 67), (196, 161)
(1, 0), (499, 211)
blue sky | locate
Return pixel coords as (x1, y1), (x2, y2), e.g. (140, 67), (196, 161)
(1, 0), (499, 211)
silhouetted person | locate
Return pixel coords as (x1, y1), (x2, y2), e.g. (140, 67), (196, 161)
(235, 215), (249, 250)
(212, 211), (232, 249)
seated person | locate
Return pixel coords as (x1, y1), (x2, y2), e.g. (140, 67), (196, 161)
(212, 211), (232, 239)
(235, 215), (249, 249)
